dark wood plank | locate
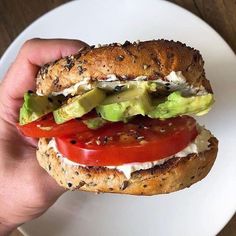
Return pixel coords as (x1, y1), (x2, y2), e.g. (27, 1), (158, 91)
(168, 0), (201, 15)
(0, 0), (235, 236)
(168, 0), (236, 53)
(218, 215), (236, 236)
(0, 0), (70, 56)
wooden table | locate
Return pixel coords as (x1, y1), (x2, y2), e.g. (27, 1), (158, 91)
(0, 0), (235, 235)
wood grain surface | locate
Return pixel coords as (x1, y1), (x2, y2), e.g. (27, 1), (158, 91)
(0, 0), (235, 236)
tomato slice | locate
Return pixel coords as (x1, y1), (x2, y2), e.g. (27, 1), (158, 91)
(56, 116), (198, 166)
(17, 112), (97, 138)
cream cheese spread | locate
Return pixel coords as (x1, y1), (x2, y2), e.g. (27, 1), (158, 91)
(48, 126), (212, 179)
(44, 71), (207, 97)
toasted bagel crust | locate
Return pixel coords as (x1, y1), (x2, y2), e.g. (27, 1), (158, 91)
(36, 40), (212, 95)
(36, 136), (218, 195)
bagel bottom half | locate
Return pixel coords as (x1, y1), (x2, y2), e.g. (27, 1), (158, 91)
(36, 136), (218, 196)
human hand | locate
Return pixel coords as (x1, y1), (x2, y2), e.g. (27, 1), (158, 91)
(0, 39), (88, 235)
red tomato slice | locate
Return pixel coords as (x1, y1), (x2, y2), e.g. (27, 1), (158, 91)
(56, 116), (198, 166)
(17, 112), (97, 138)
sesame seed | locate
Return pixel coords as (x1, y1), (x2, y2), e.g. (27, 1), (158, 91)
(65, 56), (75, 71)
(143, 64), (150, 70)
(136, 136), (145, 140)
(116, 55), (124, 61)
(37, 125), (53, 131)
(96, 139), (101, 145)
(85, 140), (93, 145)
(120, 180), (129, 190)
(107, 174), (115, 180)
(114, 85), (123, 92)
(140, 140), (148, 145)
(78, 65), (87, 75)
(122, 40), (131, 47)
(77, 181), (85, 189)
(53, 77), (59, 85)
(102, 136), (108, 144)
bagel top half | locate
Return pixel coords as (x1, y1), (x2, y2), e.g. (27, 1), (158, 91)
(36, 39), (212, 95)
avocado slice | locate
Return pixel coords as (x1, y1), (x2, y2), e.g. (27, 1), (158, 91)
(19, 92), (65, 125)
(96, 86), (153, 122)
(53, 88), (106, 124)
(148, 91), (214, 119)
(82, 117), (107, 129)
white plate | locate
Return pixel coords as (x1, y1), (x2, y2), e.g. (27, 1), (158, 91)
(1, 0), (236, 235)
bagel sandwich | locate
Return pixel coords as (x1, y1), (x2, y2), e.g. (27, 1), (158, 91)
(18, 40), (218, 195)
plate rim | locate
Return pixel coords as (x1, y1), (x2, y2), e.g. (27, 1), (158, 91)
(1, 0), (236, 235)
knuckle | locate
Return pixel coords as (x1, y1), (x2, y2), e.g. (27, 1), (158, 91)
(28, 189), (49, 208)
(20, 38), (41, 52)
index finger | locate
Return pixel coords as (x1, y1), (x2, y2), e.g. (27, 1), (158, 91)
(0, 38), (88, 124)
(2, 38), (88, 99)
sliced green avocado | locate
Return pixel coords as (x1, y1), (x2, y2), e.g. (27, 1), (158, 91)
(148, 91), (214, 119)
(19, 92), (65, 125)
(82, 117), (107, 129)
(96, 86), (153, 122)
(53, 88), (106, 124)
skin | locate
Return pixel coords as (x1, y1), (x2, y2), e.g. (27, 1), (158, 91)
(0, 39), (88, 235)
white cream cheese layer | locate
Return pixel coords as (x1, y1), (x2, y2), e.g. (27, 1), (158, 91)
(46, 71), (207, 97)
(48, 126), (212, 179)
(51, 77), (93, 96)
